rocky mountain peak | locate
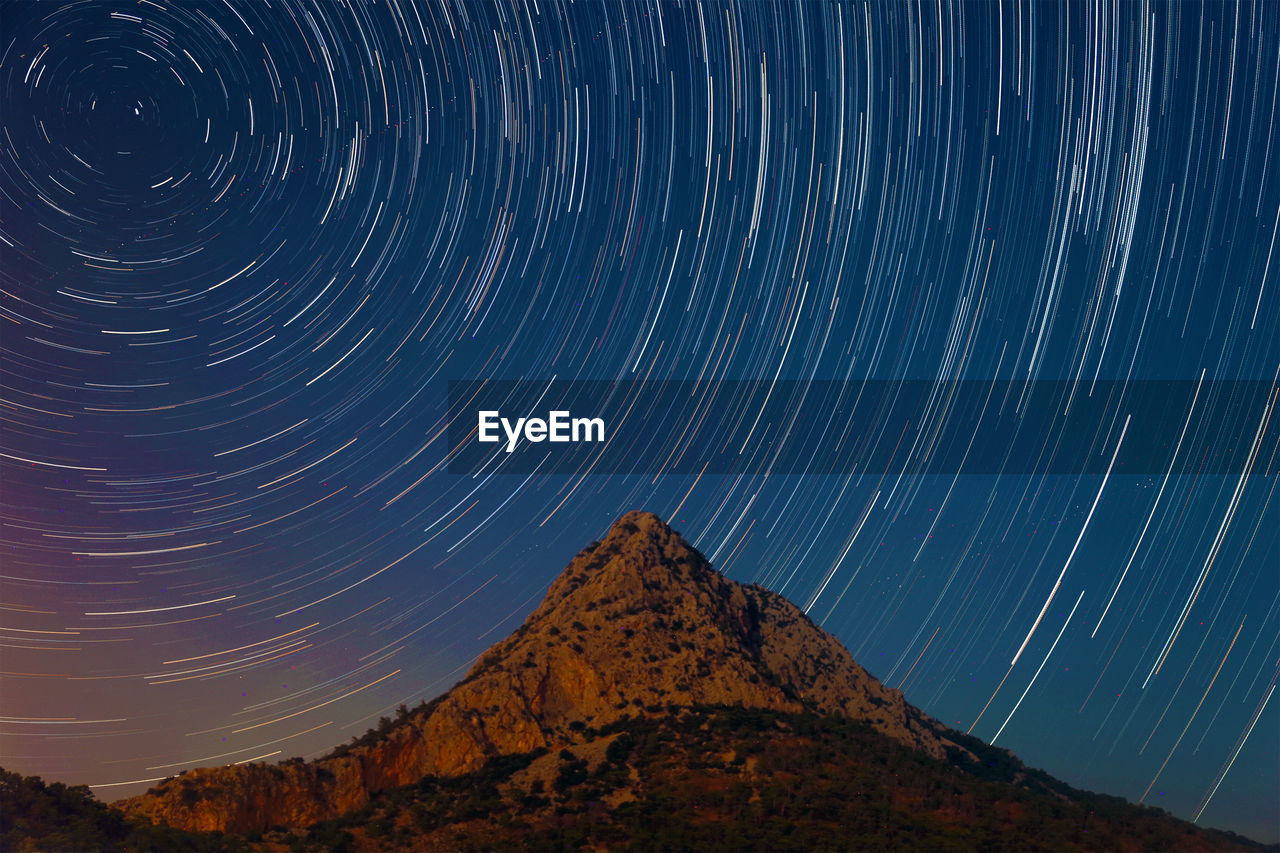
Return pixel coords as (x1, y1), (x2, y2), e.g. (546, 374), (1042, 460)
(117, 512), (956, 835)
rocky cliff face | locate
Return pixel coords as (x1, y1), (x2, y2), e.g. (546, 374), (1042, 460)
(117, 511), (957, 834)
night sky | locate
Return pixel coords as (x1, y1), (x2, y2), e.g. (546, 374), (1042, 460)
(2, 0), (1277, 842)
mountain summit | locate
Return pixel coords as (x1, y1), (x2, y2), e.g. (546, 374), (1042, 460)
(118, 511), (954, 834)
(454, 511), (954, 758)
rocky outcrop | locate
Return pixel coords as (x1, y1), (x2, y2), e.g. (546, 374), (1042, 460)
(117, 511), (957, 834)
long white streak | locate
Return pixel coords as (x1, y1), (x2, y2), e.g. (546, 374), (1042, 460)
(305, 328), (374, 386)
(993, 589), (1085, 745)
(804, 492), (877, 613)
(1193, 683), (1274, 822)
(1013, 415), (1129, 666)
(85, 595), (235, 616)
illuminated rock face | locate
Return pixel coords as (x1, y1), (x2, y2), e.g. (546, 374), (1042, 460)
(117, 511), (955, 834)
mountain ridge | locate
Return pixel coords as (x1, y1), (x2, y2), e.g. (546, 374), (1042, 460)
(104, 512), (1263, 852)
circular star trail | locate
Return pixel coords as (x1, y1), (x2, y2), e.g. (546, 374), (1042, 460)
(1, 0), (1277, 840)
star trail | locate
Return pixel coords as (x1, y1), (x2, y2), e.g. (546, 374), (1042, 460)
(1, 0), (1277, 841)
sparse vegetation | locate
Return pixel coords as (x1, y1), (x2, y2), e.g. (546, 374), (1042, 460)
(264, 706), (1265, 852)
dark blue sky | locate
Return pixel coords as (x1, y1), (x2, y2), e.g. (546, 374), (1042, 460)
(2, 0), (1277, 841)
